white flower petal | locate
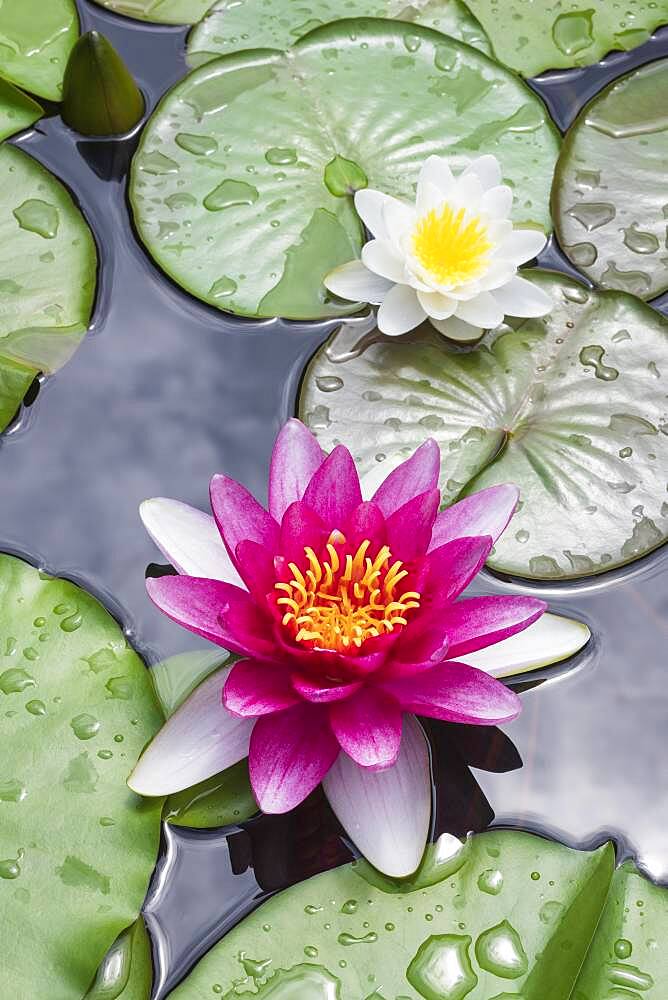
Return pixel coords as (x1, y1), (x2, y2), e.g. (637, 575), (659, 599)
(452, 172), (484, 208)
(462, 154), (502, 191)
(417, 289), (457, 320)
(140, 498), (243, 586)
(354, 188), (393, 240)
(478, 259), (517, 291)
(455, 290), (505, 328)
(416, 179), (445, 218)
(418, 154), (456, 196)
(430, 315), (483, 342)
(324, 259), (394, 305)
(501, 228), (547, 265)
(323, 714), (431, 877)
(361, 239), (406, 283)
(128, 668), (254, 796)
(492, 275), (554, 317)
(377, 283), (426, 335)
(464, 613), (591, 679)
(481, 184), (513, 219)
(383, 197), (416, 253)
(487, 218), (514, 244)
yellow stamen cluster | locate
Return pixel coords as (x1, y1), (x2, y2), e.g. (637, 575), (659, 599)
(412, 203), (492, 285)
(275, 531), (421, 654)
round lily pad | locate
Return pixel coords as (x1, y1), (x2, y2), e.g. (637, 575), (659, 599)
(170, 830), (621, 998)
(0, 78), (42, 143)
(298, 269), (668, 581)
(554, 59), (668, 301)
(89, 0), (213, 24)
(130, 19), (559, 320)
(0, 553), (163, 997)
(0, 0), (79, 101)
(186, 0), (490, 68)
(463, 0), (668, 77)
(0, 143), (97, 434)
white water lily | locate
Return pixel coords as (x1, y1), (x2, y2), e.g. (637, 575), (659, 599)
(324, 154), (553, 341)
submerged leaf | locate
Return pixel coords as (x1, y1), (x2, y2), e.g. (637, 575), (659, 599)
(130, 19), (558, 320)
(298, 270), (668, 580)
(62, 31), (144, 137)
(0, 554), (162, 997)
(89, 0), (213, 24)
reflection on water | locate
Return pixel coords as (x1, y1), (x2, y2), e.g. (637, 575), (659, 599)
(0, 1), (667, 994)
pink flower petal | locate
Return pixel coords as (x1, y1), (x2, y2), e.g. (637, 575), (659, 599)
(302, 445), (362, 528)
(345, 501), (386, 550)
(423, 536), (493, 606)
(385, 488), (440, 561)
(329, 687), (402, 769)
(209, 474), (279, 571)
(440, 595), (547, 659)
(291, 673), (363, 703)
(235, 539), (275, 602)
(429, 484), (519, 550)
(323, 714), (431, 877)
(268, 418), (325, 520)
(382, 660), (522, 725)
(278, 501), (328, 567)
(224, 659), (300, 717)
(146, 576), (278, 659)
(140, 498), (243, 587)
(128, 668), (253, 795)
(249, 704), (339, 813)
(384, 609), (451, 676)
(371, 439), (440, 517)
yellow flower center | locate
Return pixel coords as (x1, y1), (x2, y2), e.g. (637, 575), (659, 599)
(412, 203), (492, 285)
(275, 531), (421, 654)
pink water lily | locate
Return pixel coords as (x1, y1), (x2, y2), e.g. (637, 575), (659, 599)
(130, 420), (551, 876)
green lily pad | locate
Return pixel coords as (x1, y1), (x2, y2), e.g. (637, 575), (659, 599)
(0, 553), (163, 997)
(84, 919), (153, 1000)
(149, 648), (258, 828)
(186, 0), (490, 68)
(462, 1), (668, 77)
(554, 59), (668, 301)
(169, 829), (637, 998)
(0, 143), (97, 434)
(298, 269), (668, 581)
(89, 0), (214, 25)
(130, 19), (559, 320)
(0, 78), (42, 142)
(0, 0), (79, 101)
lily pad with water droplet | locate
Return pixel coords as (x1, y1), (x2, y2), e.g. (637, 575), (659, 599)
(0, 0), (79, 101)
(89, 0), (215, 25)
(554, 59), (668, 300)
(298, 270), (668, 581)
(462, 0), (668, 76)
(0, 143), (97, 434)
(0, 553), (163, 997)
(171, 830), (629, 998)
(0, 78), (42, 143)
(83, 918), (153, 1000)
(186, 0), (491, 68)
(130, 18), (559, 320)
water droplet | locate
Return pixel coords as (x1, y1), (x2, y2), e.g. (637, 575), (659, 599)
(165, 192), (197, 211)
(139, 151), (180, 175)
(60, 611), (83, 632)
(0, 780), (27, 803)
(562, 284), (590, 304)
(404, 33), (422, 52)
(239, 953), (272, 979)
(340, 899), (358, 914)
(614, 938), (633, 959)
(105, 676), (132, 700)
(204, 178), (259, 211)
(315, 375), (343, 393)
(552, 10), (594, 55)
(514, 530), (529, 544)
(265, 146), (297, 165)
(539, 900), (564, 924)
(609, 412), (657, 436)
(113, 733), (124, 743)
(566, 202), (616, 231)
(0, 849), (24, 880)
(621, 516), (662, 559)
(56, 855), (110, 894)
(304, 945), (319, 958)
(478, 869), (504, 894)
(25, 699), (46, 716)
(407, 934), (477, 1000)
(97, 749), (113, 760)
(612, 328), (632, 343)
(0, 668), (35, 694)
(608, 963), (654, 990)
(338, 931), (378, 945)
(434, 44), (457, 72)
(600, 262), (651, 295)
(70, 714), (100, 740)
(567, 242), (597, 266)
(305, 404), (330, 430)
(623, 223), (660, 254)
(579, 345), (619, 380)
(475, 920), (528, 979)
(13, 199), (59, 239)
(32, 617), (47, 628)
(175, 133), (218, 156)
(99, 816), (116, 827)
(304, 904), (323, 914)
(528, 555), (561, 577)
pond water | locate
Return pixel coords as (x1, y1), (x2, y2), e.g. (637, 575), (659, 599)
(1, 3), (667, 996)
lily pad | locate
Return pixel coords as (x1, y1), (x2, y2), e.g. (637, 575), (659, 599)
(554, 58), (668, 300)
(0, 78), (42, 142)
(0, 143), (97, 434)
(186, 0), (490, 68)
(462, 1), (668, 77)
(169, 829), (635, 998)
(0, 0), (79, 101)
(298, 269), (668, 581)
(0, 553), (163, 998)
(84, 919), (153, 1000)
(130, 19), (559, 320)
(89, 0), (215, 25)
